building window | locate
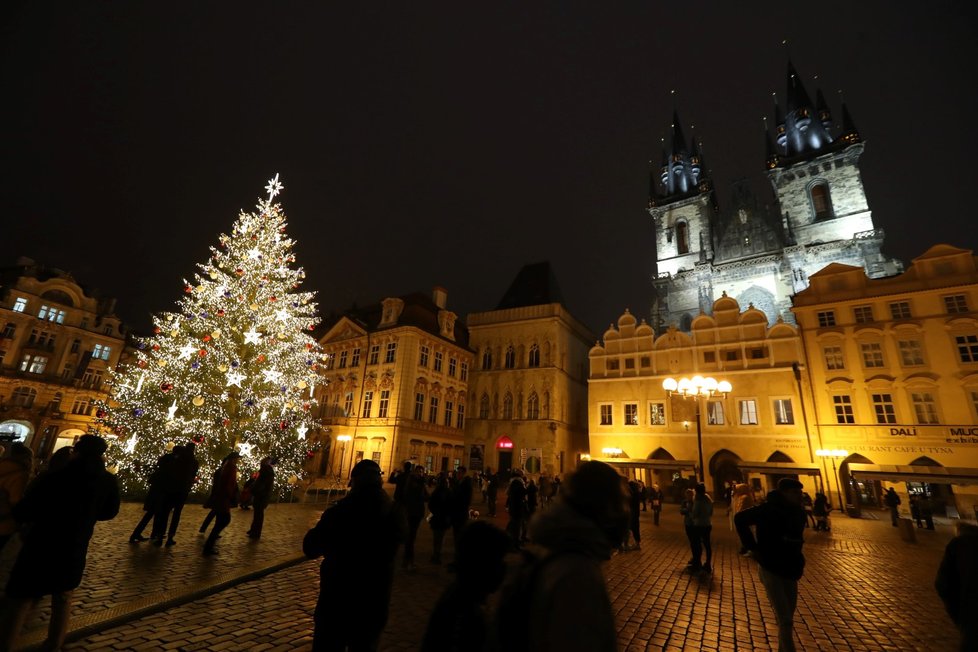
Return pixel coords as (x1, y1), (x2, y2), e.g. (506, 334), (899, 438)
(37, 305), (66, 323)
(649, 402), (666, 425)
(898, 340), (925, 366)
(444, 400), (454, 427)
(502, 394), (513, 420)
(703, 351), (716, 363)
(433, 351), (443, 373)
(419, 345), (429, 368)
(945, 294), (969, 314)
(378, 390), (390, 418)
(676, 221), (689, 254)
(482, 348), (492, 370)
(889, 301), (912, 320)
(860, 343), (885, 368)
(479, 394), (490, 419)
(823, 345), (845, 370)
(323, 353), (334, 370)
(810, 182), (832, 219)
(872, 393), (897, 424)
(460, 362), (468, 381)
(350, 348), (361, 367)
(738, 400), (758, 425)
(624, 403), (638, 426)
(607, 359), (620, 371)
(749, 348), (766, 360)
(956, 335), (978, 363)
(362, 391), (373, 418)
(344, 392), (354, 416)
(70, 396), (92, 415)
(338, 351), (348, 368)
(448, 357), (457, 377)
(817, 311), (837, 327)
(82, 369), (103, 389)
(853, 305), (874, 323)
(527, 393), (540, 419)
(625, 358), (636, 369)
(773, 399), (794, 425)
(725, 350), (740, 361)
(911, 392), (939, 424)
(528, 344), (540, 367)
(414, 393), (426, 421)
(707, 400), (725, 425)
(12, 297), (27, 312)
(61, 363), (73, 380)
(456, 404), (465, 429)
(368, 345), (380, 365)
(91, 344), (111, 360)
(504, 346), (516, 369)
(832, 395), (855, 424)
(20, 354), (48, 374)
(11, 387), (37, 408)
(2, 323), (15, 338)
(640, 356), (651, 368)
(385, 342), (397, 364)
(599, 404), (613, 426)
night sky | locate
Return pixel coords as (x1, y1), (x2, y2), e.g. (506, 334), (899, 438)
(3, 3), (977, 337)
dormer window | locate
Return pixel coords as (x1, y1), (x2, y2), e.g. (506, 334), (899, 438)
(378, 298), (405, 327)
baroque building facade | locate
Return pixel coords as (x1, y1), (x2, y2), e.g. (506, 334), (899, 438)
(0, 259), (126, 457)
(314, 288), (474, 480)
(792, 244), (978, 519)
(650, 61), (902, 331)
(465, 263), (593, 477)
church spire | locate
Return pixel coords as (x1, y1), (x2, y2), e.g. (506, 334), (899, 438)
(839, 97), (862, 145)
(815, 87), (833, 131)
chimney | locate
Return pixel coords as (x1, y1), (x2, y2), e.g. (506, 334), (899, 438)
(432, 286), (448, 309)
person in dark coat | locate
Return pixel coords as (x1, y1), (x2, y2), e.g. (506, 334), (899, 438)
(246, 456), (276, 539)
(151, 443), (200, 546)
(505, 470), (528, 547)
(812, 492), (831, 532)
(648, 483), (663, 526)
(0, 434), (119, 652)
(449, 467), (474, 554)
(627, 479), (643, 550)
(735, 477), (807, 652)
(399, 464), (428, 570)
(129, 449), (173, 544)
(202, 451), (240, 556)
(0, 443), (34, 552)
(936, 521), (978, 651)
(421, 520), (510, 652)
(485, 469), (499, 518)
(884, 487), (901, 526)
(428, 472), (452, 564)
(303, 459), (405, 652)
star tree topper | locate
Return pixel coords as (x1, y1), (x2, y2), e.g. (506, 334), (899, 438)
(265, 173), (284, 202)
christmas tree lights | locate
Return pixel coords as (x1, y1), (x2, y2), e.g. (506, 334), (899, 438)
(95, 175), (323, 495)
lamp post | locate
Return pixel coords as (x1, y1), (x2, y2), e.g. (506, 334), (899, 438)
(336, 434), (352, 481)
(663, 375), (732, 483)
(816, 449), (848, 512)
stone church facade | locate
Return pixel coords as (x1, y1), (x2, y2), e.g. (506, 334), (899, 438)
(649, 61), (903, 330)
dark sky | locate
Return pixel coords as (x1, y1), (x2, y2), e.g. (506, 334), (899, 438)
(3, 2), (977, 337)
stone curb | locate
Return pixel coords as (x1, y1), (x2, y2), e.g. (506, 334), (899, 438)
(18, 552), (310, 651)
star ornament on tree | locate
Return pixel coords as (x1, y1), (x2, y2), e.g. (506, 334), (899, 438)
(262, 368), (283, 384)
(178, 344), (197, 360)
(265, 173), (284, 202)
(244, 327), (263, 345)
(226, 371), (246, 387)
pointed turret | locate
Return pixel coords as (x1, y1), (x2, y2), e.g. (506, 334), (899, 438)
(785, 60), (815, 113)
(670, 110), (688, 157)
(773, 93), (787, 151)
(839, 101), (861, 145)
(773, 61), (835, 159)
(764, 119), (780, 170)
(815, 88), (833, 131)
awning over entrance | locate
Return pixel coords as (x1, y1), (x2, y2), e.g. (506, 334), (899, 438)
(736, 461), (822, 476)
(590, 458), (697, 472)
(848, 463), (978, 485)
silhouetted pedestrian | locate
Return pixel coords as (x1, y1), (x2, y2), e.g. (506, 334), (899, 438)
(936, 522), (978, 651)
(247, 456), (276, 539)
(526, 479), (538, 517)
(627, 479), (643, 550)
(0, 435), (119, 652)
(505, 470), (528, 547)
(680, 487), (697, 569)
(129, 449), (172, 544)
(690, 483), (714, 573)
(202, 451), (240, 556)
(0, 443), (34, 552)
(421, 521), (510, 652)
(812, 492), (831, 532)
(151, 442), (200, 546)
(399, 464), (427, 570)
(735, 477), (807, 652)
(428, 472), (452, 565)
(485, 469), (499, 517)
(303, 459), (405, 652)
(648, 483), (663, 526)
(449, 467), (474, 557)
(884, 487), (901, 526)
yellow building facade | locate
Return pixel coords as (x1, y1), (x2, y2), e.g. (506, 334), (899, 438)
(792, 244), (978, 519)
(314, 289), (474, 480)
(0, 259), (126, 457)
(588, 300), (820, 500)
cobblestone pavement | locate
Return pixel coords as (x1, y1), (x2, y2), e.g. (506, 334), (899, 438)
(6, 498), (963, 651)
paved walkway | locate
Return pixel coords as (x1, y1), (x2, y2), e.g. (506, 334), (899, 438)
(3, 498), (963, 651)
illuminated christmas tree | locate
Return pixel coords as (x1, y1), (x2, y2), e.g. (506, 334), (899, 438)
(96, 175), (322, 494)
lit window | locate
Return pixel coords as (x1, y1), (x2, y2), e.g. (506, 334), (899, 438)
(344, 392), (354, 416)
(444, 400), (454, 427)
(414, 393), (425, 420)
(350, 348), (361, 367)
(528, 344), (540, 367)
(773, 399), (794, 425)
(911, 392), (939, 424)
(853, 306), (874, 323)
(898, 340), (925, 366)
(889, 301), (912, 320)
(624, 403), (638, 426)
(385, 342), (397, 364)
(599, 404), (613, 426)
(456, 404), (465, 429)
(872, 393), (896, 424)
(362, 391), (373, 418)
(378, 390), (390, 418)
(739, 400), (758, 425)
(860, 343), (884, 368)
(707, 401), (724, 425)
(817, 311), (836, 327)
(448, 357), (457, 377)
(833, 395), (855, 424)
(20, 354), (48, 374)
(649, 402), (666, 425)
(419, 346), (429, 368)
(92, 344), (112, 361)
(338, 351), (348, 368)
(945, 295), (969, 314)
(368, 345), (380, 365)
(434, 351), (443, 372)
(37, 305), (66, 323)
(956, 335), (978, 363)
(527, 393), (540, 419)
(824, 346), (845, 370)
(12, 297), (27, 312)
(427, 396), (439, 424)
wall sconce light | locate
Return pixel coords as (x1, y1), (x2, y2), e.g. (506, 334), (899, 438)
(683, 421), (690, 432)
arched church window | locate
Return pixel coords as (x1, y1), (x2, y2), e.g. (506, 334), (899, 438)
(527, 393), (540, 419)
(503, 393), (514, 420)
(676, 221), (689, 254)
(528, 344), (540, 368)
(504, 346), (516, 369)
(479, 393), (490, 419)
(482, 347), (493, 370)
(810, 182), (832, 220)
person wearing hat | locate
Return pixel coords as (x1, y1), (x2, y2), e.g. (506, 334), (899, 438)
(0, 434), (119, 652)
(246, 456), (276, 539)
(201, 450), (241, 556)
(303, 459), (406, 651)
(735, 477), (808, 652)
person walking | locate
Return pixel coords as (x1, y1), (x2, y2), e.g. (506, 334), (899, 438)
(730, 483), (756, 552)
(129, 449), (173, 544)
(812, 492), (831, 532)
(246, 456), (276, 539)
(449, 467), (474, 560)
(428, 472), (452, 565)
(648, 483), (663, 526)
(485, 469), (499, 518)
(400, 464), (427, 570)
(152, 443), (200, 546)
(679, 488), (697, 571)
(505, 469), (528, 547)
(303, 459), (405, 652)
(735, 477), (808, 652)
(690, 483), (714, 573)
(936, 521), (978, 651)
(627, 479), (643, 551)
(801, 492), (817, 529)
(884, 487), (901, 526)
(526, 478), (539, 518)
(0, 443), (34, 553)
(0, 435), (119, 652)
(202, 451), (240, 556)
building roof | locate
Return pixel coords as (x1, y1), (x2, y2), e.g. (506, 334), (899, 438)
(325, 291), (470, 349)
(496, 261), (566, 310)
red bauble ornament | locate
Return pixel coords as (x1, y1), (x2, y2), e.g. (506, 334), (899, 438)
(308, 324), (314, 331)
(138, 360), (147, 368)
(280, 420), (288, 430)
(184, 286), (193, 294)
(198, 349), (207, 357)
(203, 335), (211, 342)
(160, 382), (173, 393)
(269, 296), (277, 302)
(306, 449), (315, 459)
(153, 327), (162, 334)
(257, 355), (266, 362)
(305, 343), (313, 350)
(235, 268), (244, 276)
(222, 419), (229, 427)
(152, 344), (160, 351)
(217, 309), (225, 316)
(96, 408), (107, 419)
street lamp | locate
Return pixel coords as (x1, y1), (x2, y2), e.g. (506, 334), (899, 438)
(663, 375), (732, 483)
(336, 434), (352, 480)
(816, 449), (848, 512)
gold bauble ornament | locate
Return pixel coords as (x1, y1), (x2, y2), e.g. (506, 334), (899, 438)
(297, 381), (307, 389)
(208, 271), (218, 280)
(211, 330), (222, 339)
(218, 364), (229, 372)
(192, 396), (205, 407)
(250, 303), (259, 310)
(170, 330), (178, 337)
(157, 359), (168, 367)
